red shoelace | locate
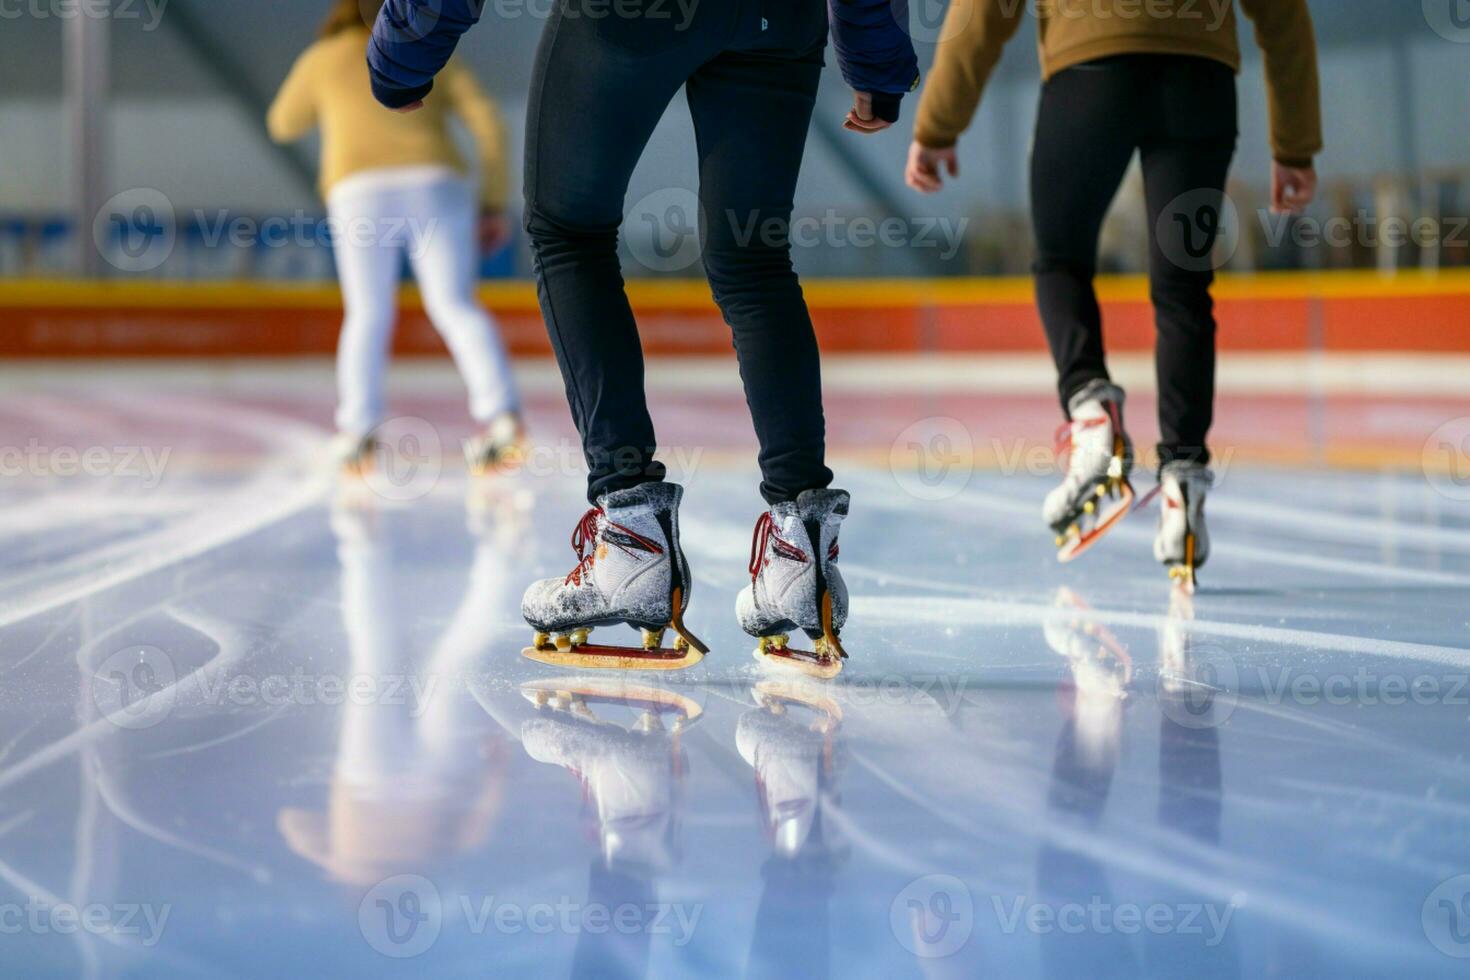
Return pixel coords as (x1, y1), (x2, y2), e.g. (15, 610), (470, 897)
(748, 512), (776, 582)
(748, 512), (817, 582)
(565, 506), (604, 586)
(1053, 416), (1108, 470)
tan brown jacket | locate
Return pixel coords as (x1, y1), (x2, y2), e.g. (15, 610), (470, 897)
(914, 0), (1323, 166)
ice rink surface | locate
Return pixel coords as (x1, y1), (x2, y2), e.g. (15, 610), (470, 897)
(3, 363), (1470, 978)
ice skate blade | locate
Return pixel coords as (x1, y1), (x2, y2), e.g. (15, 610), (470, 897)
(520, 677), (704, 727)
(817, 590), (848, 660)
(467, 442), (529, 479)
(753, 680), (844, 722)
(1055, 477), (1136, 564)
(1168, 567), (1197, 595)
(1167, 533), (1199, 594)
(752, 640), (843, 680)
(523, 642), (705, 671)
(667, 586), (710, 656)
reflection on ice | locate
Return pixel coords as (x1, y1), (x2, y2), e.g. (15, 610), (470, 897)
(277, 500), (512, 886)
(0, 416), (1468, 976)
(1038, 587), (1239, 978)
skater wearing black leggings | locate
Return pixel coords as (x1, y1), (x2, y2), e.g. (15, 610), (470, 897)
(370, 0), (918, 668)
(906, 0), (1322, 589)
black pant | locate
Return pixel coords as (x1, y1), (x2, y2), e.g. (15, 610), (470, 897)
(1030, 54), (1238, 468)
(524, 0), (834, 504)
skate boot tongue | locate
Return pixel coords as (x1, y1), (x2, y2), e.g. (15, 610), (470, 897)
(784, 488), (850, 524)
(1160, 460), (1214, 490)
(1067, 379), (1127, 419)
(598, 480), (682, 516)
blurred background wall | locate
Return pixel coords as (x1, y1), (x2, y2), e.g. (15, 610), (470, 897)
(1, 0), (1467, 279)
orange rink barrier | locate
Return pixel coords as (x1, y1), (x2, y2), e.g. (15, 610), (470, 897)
(1, 270), (1468, 357)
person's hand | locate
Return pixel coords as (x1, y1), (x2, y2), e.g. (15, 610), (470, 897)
(1271, 162), (1317, 215)
(478, 209), (511, 255)
(843, 92), (893, 134)
(392, 100), (425, 114)
(906, 141), (959, 193)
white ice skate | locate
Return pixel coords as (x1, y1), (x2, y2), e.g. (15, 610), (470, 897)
(521, 482), (708, 670)
(1046, 379), (1135, 562)
(463, 410), (528, 477)
(738, 489), (850, 679)
(1154, 460), (1212, 593)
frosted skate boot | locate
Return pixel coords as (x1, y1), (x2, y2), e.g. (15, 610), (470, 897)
(739, 489), (850, 680)
(522, 482), (708, 670)
(1046, 380), (1135, 562)
(464, 410), (528, 477)
(1154, 460), (1212, 594)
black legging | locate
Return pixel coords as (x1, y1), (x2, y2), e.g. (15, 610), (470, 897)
(524, 0), (834, 505)
(1031, 54), (1238, 468)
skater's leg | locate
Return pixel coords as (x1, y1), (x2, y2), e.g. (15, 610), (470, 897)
(1030, 60), (1143, 413)
(328, 187), (405, 437)
(407, 176), (520, 423)
(523, 5), (714, 502)
(686, 37), (833, 504)
(1140, 58), (1238, 468)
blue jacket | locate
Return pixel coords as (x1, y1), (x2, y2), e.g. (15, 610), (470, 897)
(369, 0), (919, 119)
(829, 0), (921, 118)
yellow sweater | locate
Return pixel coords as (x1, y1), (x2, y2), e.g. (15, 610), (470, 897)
(268, 29), (510, 208)
(914, 0), (1323, 167)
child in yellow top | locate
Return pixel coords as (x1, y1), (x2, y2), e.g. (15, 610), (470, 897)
(269, 0), (523, 474)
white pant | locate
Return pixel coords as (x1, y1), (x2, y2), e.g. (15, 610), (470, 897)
(328, 167), (518, 436)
